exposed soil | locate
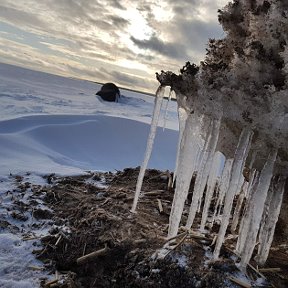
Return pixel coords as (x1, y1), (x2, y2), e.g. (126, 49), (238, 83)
(8, 168), (288, 288)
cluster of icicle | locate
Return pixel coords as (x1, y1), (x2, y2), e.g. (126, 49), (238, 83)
(132, 87), (285, 270)
(131, 0), (288, 271)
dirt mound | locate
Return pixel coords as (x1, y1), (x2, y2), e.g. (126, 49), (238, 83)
(22, 168), (288, 287)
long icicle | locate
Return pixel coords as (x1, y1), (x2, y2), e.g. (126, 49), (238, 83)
(185, 117), (221, 230)
(231, 181), (248, 233)
(239, 149), (278, 270)
(213, 128), (253, 259)
(200, 151), (223, 231)
(131, 86), (165, 213)
(168, 112), (202, 237)
(235, 170), (259, 254)
(162, 88), (173, 131)
(211, 158), (233, 227)
(172, 107), (188, 185)
(256, 175), (286, 266)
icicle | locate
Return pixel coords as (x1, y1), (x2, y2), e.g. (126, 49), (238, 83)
(213, 128), (253, 259)
(184, 118), (212, 199)
(131, 86), (165, 213)
(211, 158), (233, 226)
(248, 151), (257, 170)
(256, 176), (285, 266)
(185, 117), (221, 230)
(162, 88), (173, 131)
(235, 170), (259, 254)
(239, 149), (278, 270)
(172, 107), (188, 185)
(231, 181), (248, 233)
(168, 112), (202, 237)
(200, 151), (223, 231)
(245, 168), (256, 198)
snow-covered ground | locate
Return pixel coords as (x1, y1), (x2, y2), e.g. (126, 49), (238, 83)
(0, 62), (179, 287)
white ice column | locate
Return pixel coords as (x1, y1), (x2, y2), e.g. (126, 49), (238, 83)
(131, 86), (165, 212)
(168, 112), (202, 237)
(256, 176), (285, 266)
(200, 151), (223, 231)
(173, 107), (188, 185)
(162, 88), (173, 130)
(185, 117), (221, 230)
(235, 170), (259, 254)
(231, 181), (248, 233)
(239, 149), (278, 270)
(211, 158), (233, 226)
(213, 128), (253, 259)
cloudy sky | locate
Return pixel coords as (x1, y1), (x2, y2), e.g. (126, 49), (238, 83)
(0, 0), (227, 93)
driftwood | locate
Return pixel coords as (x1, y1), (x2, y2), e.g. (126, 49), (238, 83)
(77, 244), (108, 265)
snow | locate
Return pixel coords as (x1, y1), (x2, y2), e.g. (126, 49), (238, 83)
(0, 62), (179, 176)
(0, 233), (44, 288)
(0, 62), (179, 286)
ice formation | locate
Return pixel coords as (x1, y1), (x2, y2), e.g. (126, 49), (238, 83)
(256, 175), (285, 266)
(211, 158), (233, 226)
(213, 128), (253, 259)
(200, 151), (222, 231)
(168, 112), (202, 237)
(131, 86), (165, 213)
(133, 0), (287, 269)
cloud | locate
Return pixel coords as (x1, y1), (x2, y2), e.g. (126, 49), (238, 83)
(0, 0), (226, 92)
(131, 35), (189, 60)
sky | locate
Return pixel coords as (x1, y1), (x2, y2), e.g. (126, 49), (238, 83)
(0, 0), (227, 93)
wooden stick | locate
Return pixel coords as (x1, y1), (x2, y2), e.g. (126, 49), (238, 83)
(189, 232), (212, 242)
(28, 265), (44, 271)
(165, 231), (188, 243)
(77, 244), (108, 265)
(167, 171), (173, 191)
(258, 268), (282, 273)
(228, 276), (251, 288)
(82, 243), (87, 256)
(164, 234), (188, 258)
(134, 239), (147, 244)
(157, 199), (163, 214)
(23, 236), (39, 241)
(44, 279), (58, 287)
(144, 190), (165, 196)
(210, 235), (217, 247)
(171, 234), (188, 251)
(55, 235), (62, 246)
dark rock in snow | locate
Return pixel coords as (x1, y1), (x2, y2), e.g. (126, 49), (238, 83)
(96, 83), (121, 102)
